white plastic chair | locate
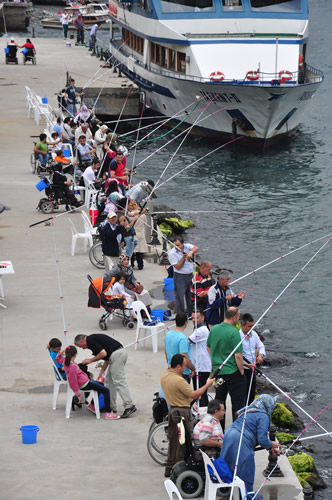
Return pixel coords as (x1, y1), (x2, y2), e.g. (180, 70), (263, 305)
(83, 175), (98, 207)
(131, 301), (165, 353)
(200, 450), (246, 500)
(81, 210), (98, 237)
(50, 357), (68, 410)
(65, 386), (100, 419)
(68, 217), (93, 255)
(164, 479), (184, 500)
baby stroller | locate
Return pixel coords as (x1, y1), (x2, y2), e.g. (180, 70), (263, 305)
(5, 45), (18, 65)
(87, 274), (135, 331)
(36, 177), (82, 214)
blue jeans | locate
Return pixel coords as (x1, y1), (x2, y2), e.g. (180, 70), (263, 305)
(38, 152), (50, 166)
(66, 102), (77, 117)
(124, 236), (138, 258)
(84, 380), (111, 412)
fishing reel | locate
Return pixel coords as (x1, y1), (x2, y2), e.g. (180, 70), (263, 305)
(215, 377), (224, 388)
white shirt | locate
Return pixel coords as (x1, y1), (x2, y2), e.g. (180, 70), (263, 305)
(83, 166), (96, 185)
(239, 328), (266, 369)
(189, 324), (211, 372)
(75, 126), (93, 146)
(168, 243), (194, 274)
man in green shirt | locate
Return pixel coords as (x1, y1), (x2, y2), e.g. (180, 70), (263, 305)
(34, 133), (60, 167)
(207, 306), (245, 430)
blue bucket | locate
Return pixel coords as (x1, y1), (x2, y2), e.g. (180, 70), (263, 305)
(151, 309), (164, 323)
(22, 47), (28, 54)
(41, 97), (48, 104)
(4, 47), (9, 54)
(35, 179), (49, 191)
(163, 278), (174, 291)
(20, 425), (39, 444)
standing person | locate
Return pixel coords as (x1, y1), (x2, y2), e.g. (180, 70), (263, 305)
(188, 310), (211, 407)
(94, 125), (109, 160)
(118, 214), (138, 259)
(100, 211), (124, 271)
(61, 9), (69, 39)
(109, 150), (129, 195)
(168, 236), (199, 317)
(65, 79), (79, 117)
(164, 312), (195, 382)
(74, 14), (85, 45)
(206, 269), (245, 327)
(207, 306), (245, 430)
(190, 260), (213, 314)
(90, 22), (99, 52)
(74, 334), (137, 418)
(131, 212), (148, 270)
(221, 394), (280, 494)
(239, 313), (266, 405)
(161, 354), (215, 477)
(55, 345), (115, 420)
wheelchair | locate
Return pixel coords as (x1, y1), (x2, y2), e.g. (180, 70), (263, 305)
(5, 45), (18, 65)
(37, 180), (82, 214)
(23, 48), (36, 65)
(30, 143), (53, 176)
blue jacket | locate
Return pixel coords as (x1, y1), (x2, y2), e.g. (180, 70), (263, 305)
(206, 283), (242, 325)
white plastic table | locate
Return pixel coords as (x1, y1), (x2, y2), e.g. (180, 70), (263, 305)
(0, 261), (15, 308)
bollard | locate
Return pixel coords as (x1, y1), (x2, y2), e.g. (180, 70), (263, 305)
(88, 39), (92, 51)
(160, 238), (170, 266)
(263, 425), (284, 478)
(303, 484), (314, 499)
(150, 215), (160, 246)
(32, 26), (35, 38)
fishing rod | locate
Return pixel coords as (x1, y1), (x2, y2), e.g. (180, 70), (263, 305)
(152, 209), (257, 216)
(230, 230), (332, 286)
(134, 104), (228, 168)
(29, 205), (86, 228)
(211, 235), (332, 381)
(104, 115), (166, 124)
(252, 401), (332, 500)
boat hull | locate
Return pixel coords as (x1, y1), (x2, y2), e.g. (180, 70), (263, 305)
(113, 58), (321, 147)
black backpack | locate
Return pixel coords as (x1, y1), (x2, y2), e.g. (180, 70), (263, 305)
(152, 393), (168, 424)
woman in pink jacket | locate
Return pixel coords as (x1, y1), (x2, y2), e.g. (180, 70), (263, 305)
(55, 346), (119, 420)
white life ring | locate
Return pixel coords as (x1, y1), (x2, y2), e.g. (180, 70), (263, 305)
(210, 71), (224, 81)
(278, 70), (293, 84)
(246, 70), (259, 81)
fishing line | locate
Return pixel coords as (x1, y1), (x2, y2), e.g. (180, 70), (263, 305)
(193, 219), (199, 410)
(134, 105), (228, 168)
(104, 115), (166, 125)
(153, 135), (242, 192)
(252, 401), (332, 500)
(145, 94), (218, 202)
(230, 230), (332, 286)
(152, 209), (257, 216)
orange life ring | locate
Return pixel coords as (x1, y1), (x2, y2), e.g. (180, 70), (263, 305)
(278, 70), (293, 84)
(246, 70), (259, 81)
(210, 71), (224, 81)
(299, 54), (303, 70)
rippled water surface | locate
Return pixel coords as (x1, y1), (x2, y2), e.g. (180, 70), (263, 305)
(20, 0), (332, 495)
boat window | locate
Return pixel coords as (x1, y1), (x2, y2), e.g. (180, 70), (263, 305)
(249, 0), (302, 12)
(222, 0), (243, 10)
(161, 0), (213, 14)
(177, 52), (186, 73)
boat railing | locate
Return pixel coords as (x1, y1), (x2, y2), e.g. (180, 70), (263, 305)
(110, 46), (324, 86)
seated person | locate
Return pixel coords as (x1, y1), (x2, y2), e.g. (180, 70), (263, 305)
(104, 254), (152, 311)
(193, 399), (225, 458)
(62, 116), (75, 147)
(83, 157), (103, 187)
(112, 275), (136, 315)
(6, 38), (18, 58)
(19, 38), (36, 57)
(34, 133), (60, 167)
(47, 337), (66, 380)
(75, 122), (93, 146)
(51, 132), (63, 151)
(52, 163), (83, 208)
(77, 135), (96, 170)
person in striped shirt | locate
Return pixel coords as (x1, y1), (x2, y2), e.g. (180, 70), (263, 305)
(193, 399), (225, 457)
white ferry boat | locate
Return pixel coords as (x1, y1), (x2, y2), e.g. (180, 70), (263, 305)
(107, 0), (323, 147)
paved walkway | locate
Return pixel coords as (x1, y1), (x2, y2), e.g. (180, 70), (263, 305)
(0, 37), (303, 500)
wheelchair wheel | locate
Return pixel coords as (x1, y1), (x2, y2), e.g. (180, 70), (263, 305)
(147, 420), (168, 465)
(40, 199), (54, 214)
(89, 241), (105, 269)
(175, 469), (204, 499)
(30, 153), (37, 173)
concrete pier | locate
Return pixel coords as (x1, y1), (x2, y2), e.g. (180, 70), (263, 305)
(0, 38), (303, 499)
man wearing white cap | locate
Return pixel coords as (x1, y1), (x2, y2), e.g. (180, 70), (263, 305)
(100, 211), (124, 271)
